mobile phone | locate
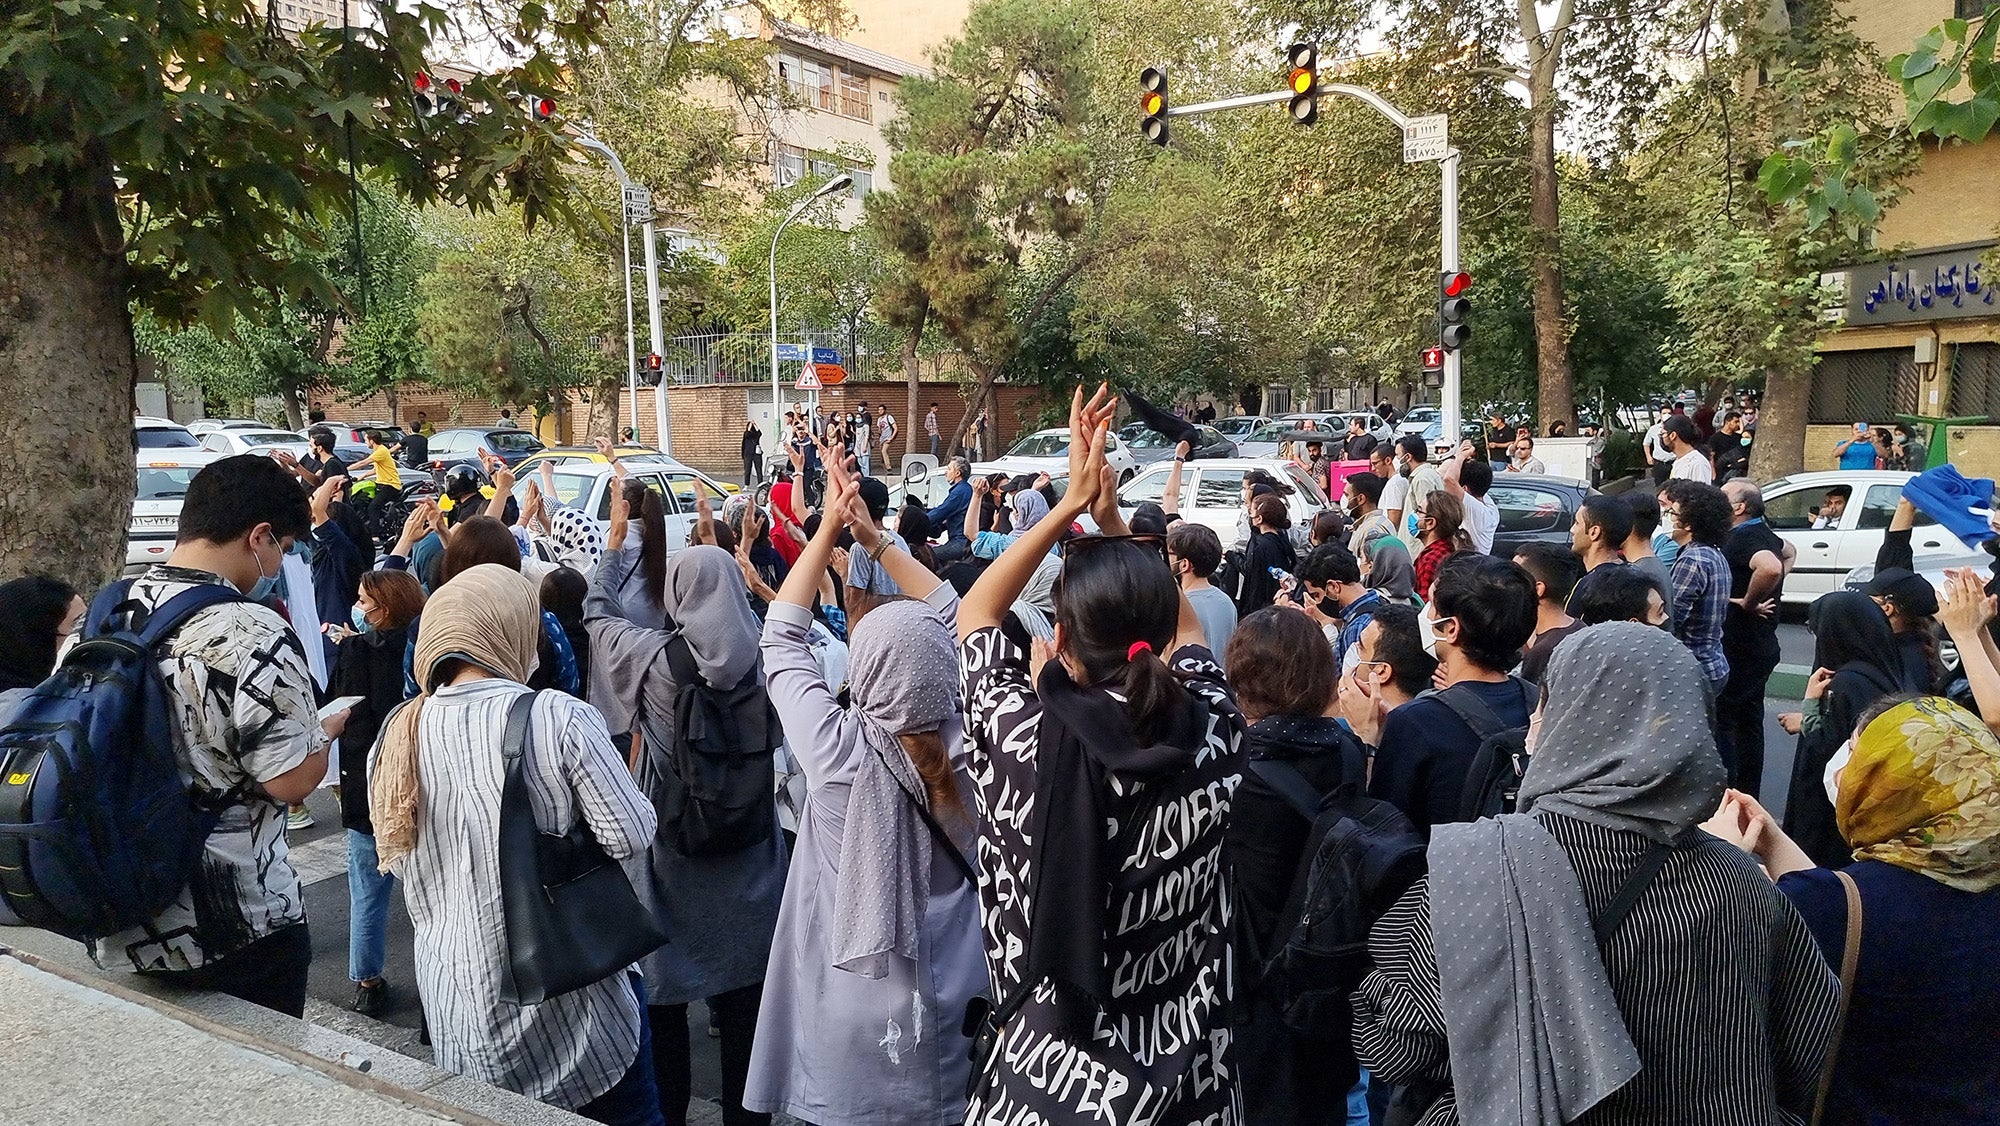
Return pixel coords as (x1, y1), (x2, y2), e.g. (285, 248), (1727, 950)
(318, 695), (364, 722)
(1855, 423), (1869, 434)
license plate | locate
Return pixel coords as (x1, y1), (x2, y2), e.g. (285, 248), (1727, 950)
(130, 516), (177, 530)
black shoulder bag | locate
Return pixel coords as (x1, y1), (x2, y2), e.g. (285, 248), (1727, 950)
(498, 691), (670, 1005)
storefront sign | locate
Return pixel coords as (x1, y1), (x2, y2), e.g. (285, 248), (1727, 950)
(1839, 243), (1999, 325)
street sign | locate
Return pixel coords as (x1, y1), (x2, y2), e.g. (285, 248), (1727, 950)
(621, 184), (654, 224)
(775, 343), (808, 362)
(817, 363), (849, 386)
(795, 364), (822, 390)
(1421, 346), (1445, 373)
(1403, 114), (1448, 163)
(810, 346), (842, 366)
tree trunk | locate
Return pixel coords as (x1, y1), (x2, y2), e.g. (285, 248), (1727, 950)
(587, 372), (623, 444)
(0, 153), (138, 590)
(903, 301), (928, 468)
(1751, 362), (1810, 480)
(278, 376), (305, 430)
(1520, 0), (1576, 437)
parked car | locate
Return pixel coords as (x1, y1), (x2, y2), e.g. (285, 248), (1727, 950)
(508, 458), (731, 558)
(517, 444), (669, 470)
(977, 427), (1139, 482)
(1426, 419), (1491, 462)
(1128, 425), (1235, 465)
(1233, 422), (1298, 461)
(1482, 475), (1596, 558)
(185, 418), (266, 438)
(1212, 415), (1272, 440)
(1396, 406), (1441, 437)
(1116, 458), (1329, 547)
(128, 421), (224, 574)
(1760, 470), (1964, 604)
(426, 426), (547, 479)
(312, 421), (407, 447)
(198, 428), (313, 459)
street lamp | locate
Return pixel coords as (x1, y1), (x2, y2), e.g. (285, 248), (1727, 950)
(769, 173), (853, 459)
(574, 129), (670, 453)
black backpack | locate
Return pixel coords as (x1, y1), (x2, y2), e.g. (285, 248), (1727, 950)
(657, 634), (779, 857)
(1423, 675), (1538, 822)
(1247, 756), (1428, 1038)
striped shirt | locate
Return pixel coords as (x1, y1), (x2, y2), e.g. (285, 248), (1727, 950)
(1669, 543), (1731, 684)
(384, 679), (657, 1109)
(1353, 814), (1839, 1125)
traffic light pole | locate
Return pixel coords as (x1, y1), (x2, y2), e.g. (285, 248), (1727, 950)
(1166, 82), (1465, 447)
(575, 130), (672, 455)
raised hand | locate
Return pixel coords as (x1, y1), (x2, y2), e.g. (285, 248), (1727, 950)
(1803, 667), (1834, 701)
(309, 477), (340, 526)
(593, 435), (615, 460)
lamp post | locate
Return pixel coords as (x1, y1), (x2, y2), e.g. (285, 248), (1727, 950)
(769, 173), (853, 461)
(574, 130), (671, 453)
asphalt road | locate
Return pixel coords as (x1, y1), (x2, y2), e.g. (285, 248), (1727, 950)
(285, 620), (1820, 1103)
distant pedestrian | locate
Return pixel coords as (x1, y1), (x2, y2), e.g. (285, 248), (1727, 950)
(741, 420), (763, 486)
(925, 403), (939, 457)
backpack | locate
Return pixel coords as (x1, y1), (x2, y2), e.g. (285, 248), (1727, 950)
(1248, 756), (1428, 1038)
(1422, 675), (1538, 822)
(0, 580), (245, 941)
(658, 634), (780, 856)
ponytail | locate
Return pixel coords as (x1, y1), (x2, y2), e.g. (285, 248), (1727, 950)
(897, 730), (965, 823)
(631, 483), (666, 596)
(1116, 643), (1185, 747)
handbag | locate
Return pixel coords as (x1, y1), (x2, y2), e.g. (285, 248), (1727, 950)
(1810, 870), (1864, 1126)
(497, 691), (669, 1005)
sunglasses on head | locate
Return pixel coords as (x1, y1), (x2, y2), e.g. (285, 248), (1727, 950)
(1064, 533), (1168, 561)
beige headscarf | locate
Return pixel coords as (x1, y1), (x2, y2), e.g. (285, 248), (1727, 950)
(371, 563), (542, 871)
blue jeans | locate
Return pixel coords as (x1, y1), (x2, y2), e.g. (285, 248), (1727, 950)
(858, 452), (871, 477)
(578, 975), (667, 1126)
(346, 830), (396, 983)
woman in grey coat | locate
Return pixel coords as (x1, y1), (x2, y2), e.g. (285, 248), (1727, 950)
(585, 544), (786, 1126)
(744, 472), (989, 1126)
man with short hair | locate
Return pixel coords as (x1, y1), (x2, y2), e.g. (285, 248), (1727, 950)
(1572, 565), (1671, 628)
(925, 402), (940, 457)
(877, 407), (897, 468)
(1661, 479), (1734, 689)
(412, 410), (434, 437)
(1622, 489), (1676, 591)
(1663, 415), (1714, 483)
(91, 455), (343, 1017)
(846, 477), (910, 596)
(1443, 441), (1499, 554)
(1299, 542), (1379, 670)
(1507, 435), (1546, 474)
(1564, 494), (1642, 613)
(1391, 434), (1443, 549)
(1370, 445), (1406, 534)
(1344, 471), (1392, 556)
(1717, 479), (1790, 796)
(1812, 484), (1852, 529)
(1358, 553), (1538, 833)
(1343, 415), (1377, 461)
(927, 457), (975, 563)
(1168, 522), (1237, 659)
(1512, 543), (1585, 686)
(1339, 603), (1435, 721)
(1642, 409), (1678, 484)
(498, 408), (515, 427)
(1708, 411), (1750, 482)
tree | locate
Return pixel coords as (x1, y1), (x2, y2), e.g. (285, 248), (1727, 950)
(1, 0), (599, 586)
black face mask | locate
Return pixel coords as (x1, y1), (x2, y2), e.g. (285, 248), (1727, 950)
(1314, 586), (1342, 618)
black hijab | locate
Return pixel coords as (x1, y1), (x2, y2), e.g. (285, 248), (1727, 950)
(1809, 590), (1911, 699)
(0, 576), (77, 692)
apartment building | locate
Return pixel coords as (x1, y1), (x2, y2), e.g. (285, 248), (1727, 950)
(255, 0), (346, 33)
(1811, 1), (2000, 471)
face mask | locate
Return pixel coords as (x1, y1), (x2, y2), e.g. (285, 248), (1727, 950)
(288, 538), (316, 566)
(1740, 435), (1752, 446)
(1419, 610), (1456, 657)
(246, 533), (282, 602)
(1823, 739), (1852, 806)
(1406, 512), (1421, 538)
(1316, 586), (1343, 618)
(351, 605), (374, 633)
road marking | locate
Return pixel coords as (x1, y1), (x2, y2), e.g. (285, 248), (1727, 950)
(288, 833), (351, 887)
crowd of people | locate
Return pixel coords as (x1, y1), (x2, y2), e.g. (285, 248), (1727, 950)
(2, 386), (1997, 1126)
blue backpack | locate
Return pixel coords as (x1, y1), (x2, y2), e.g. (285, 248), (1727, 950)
(0, 580), (244, 941)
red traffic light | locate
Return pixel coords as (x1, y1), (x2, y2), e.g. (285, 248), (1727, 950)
(1442, 271), (1472, 298)
(1421, 346), (1445, 371)
(534, 96), (556, 120)
(413, 72), (433, 92)
(646, 353), (663, 371)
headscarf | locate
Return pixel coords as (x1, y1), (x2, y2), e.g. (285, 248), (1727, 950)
(660, 546), (761, 687)
(546, 504), (605, 573)
(1011, 489), (1050, 534)
(830, 598), (962, 977)
(0, 576), (76, 692)
(371, 564), (542, 871)
(1361, 536), (1414, 602)
(1838, 696), (2000, 892)
(1429, 623), (1724, 1126)
(1809, 590), (1907, 696)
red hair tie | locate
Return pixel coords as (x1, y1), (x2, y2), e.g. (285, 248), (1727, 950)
(1126, 641), (1154, 661)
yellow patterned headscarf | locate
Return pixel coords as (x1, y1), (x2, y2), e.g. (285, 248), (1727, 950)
(1837, 697), (2000, 892)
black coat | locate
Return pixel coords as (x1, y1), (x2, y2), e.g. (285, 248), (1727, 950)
(332, 624), (412, 834)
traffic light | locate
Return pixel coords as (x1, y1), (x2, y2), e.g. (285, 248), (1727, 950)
(1438, 270), (1472, 350)
(638, 352), (664, 387)
(1286, 42), (1319, 126)
(439, 76), (464, 120)
(1140, 67), (1168, 147)
(413, 72), (437, 117)
(520, 91), (557, 122)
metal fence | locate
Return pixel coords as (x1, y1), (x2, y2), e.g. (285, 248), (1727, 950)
(1949, 343), (2000, 421)
(1808, 348), (1916, 425)
(659, 330), (889, 387)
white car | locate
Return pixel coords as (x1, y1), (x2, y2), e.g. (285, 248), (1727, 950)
(976, 428), (1139, 482)
(510, 458), (733, 561)
(1396, 406), (1440, 437)
(198, 428), (314, 459)
(128, 419), (224, 574)
(1761, 470), (1968, 604)
(1117, 457), (1329, 546)
(185, 418), (266, 438)
(1212, 415), (1273, 440)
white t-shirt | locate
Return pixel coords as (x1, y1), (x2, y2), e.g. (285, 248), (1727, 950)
(1380, 471), (1411, 518)
(1671, 449), (1713, 483)
(1464, 492), (1500, 554)
(1644, 422), (1672, 462)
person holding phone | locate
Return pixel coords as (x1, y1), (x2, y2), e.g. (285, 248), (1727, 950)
(1835, 421), (1882, 470)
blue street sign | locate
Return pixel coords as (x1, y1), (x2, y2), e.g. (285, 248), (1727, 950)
(811, 346), (842, 365)
(775, 343), (808, 361)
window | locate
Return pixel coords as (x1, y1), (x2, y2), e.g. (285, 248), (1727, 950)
(847, 167), (872, 199)
(1860, 483), (1937, 530)
(1264, 386), (1293, 414)
(1959, 0), (1985, 18)
(487, 431), (545, 454)
(774, 143), (806, 188)
(136, 427), (200, 450)
(1313, 389), (1339, 412)
(1809, 348), (1913, 424)
(1283, 466), (1329, 506)
(135, 466), (201, 500)
(665, 473), (725, 514)
(838, 71), (872, 121)
(1765, 485), (1836, 530)
(1194, 471), (1246, 509)
(546, 471), (595, 511)
(1119, 469), (1188, 509)
(1949, 343), (2000, 419)
(200, 434), (230, 453)
(1488, 484), (1567, 534)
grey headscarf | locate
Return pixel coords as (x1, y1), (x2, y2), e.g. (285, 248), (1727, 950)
(1361, 535), (1414, 602)
(1427, 623), (1724, 1126)
(660, 546), (762, 687)
(830, 598), (963, 978)
(1011, 489), (1049, 533)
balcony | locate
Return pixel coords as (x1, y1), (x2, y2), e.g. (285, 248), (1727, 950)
(785, 79), (873, 123)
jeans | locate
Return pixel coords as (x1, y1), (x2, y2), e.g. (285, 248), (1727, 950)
(652, 982), (767, 1126)
(578, 974), (668, 1126)
(1716, 644), (1780, 797)
(368, 483), (403, 542)
(742, 453), (762, 487)
(932, 535), (972, 565)
(153, 922), (312, 1018)
(346, 829), (396, 983)
(858, 452), (871, 478)
(929, 435), (938, 457)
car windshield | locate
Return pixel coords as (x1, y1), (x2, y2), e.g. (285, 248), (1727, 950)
(536, 471), (595, 509)
(1126, 429), (1186, 449)
(1214, 418), (1259, 436)
(1243, 424), (1291, 444)
(135, 427), (199, 449)
(241, 432), (303, 446)
(1005, 432), (1069, 458)
(136, 466), (201, 499)
(489, 431), (545, 453)
(1404, 408), (1438, 422)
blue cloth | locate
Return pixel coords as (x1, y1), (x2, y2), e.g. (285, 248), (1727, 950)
(345, 829), (395, 983)
(926, 479), (973, 540)
(401, 609), (580, 698)
(1337, 589), (1386, 669)
(1837, 439), (1880, 470)
(575, 973), (667, 1126)
(1903, 464), (1998, 548)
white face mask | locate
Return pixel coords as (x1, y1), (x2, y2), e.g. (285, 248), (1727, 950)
(1823, 739), (1853, 806)
(1419, 609), (1455, 657)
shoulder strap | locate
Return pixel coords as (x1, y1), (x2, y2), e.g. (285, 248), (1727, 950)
(1248, 758), (1323, 823)
(869, 741), (977, 886)
(131, 584), (246, 649)
(498, 691), (537, 765)
(663, 632), (701, 688)
(1590, 839), (1676, 946)
(82, 579), (138, 639)
(1812, 870), (1864, 1126)
(1426, 681), (1511, 741)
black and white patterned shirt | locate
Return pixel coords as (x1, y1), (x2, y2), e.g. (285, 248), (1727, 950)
(88, 566), (323, 974)
(959, 627), (1246, 1126)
